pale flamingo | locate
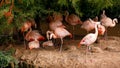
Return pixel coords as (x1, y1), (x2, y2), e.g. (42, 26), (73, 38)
(65, 11), (82, 39)
(46, 27), (72, 52)
(81, 18), (105, 35)
(81, 19), (95, 33)
(78, 23), (98, 49)
(100, 10), (118, 39)
(78, 24), (98, 62)
(89, 18), (106, 35)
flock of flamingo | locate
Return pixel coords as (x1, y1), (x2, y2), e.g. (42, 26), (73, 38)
(20, 10), (118, 53)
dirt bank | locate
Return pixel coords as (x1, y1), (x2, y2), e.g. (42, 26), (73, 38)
(2, 36), (119, 68)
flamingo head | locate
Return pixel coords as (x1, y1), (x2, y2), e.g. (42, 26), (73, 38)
(78, 19), (83, 24)
(69, 34), (73, 38)
(98, 25), (105, 35)
(113, 18), (118, 23)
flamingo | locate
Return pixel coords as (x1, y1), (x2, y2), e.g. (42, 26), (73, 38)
(78, 23), (99, 62)
(25, 30), (45, 49)
(78, 23), (98, 49)
(100, 10), (118, 39)
(89, 18), (106, 35)
(81, 18), (105, 35)
(25, 30), (45, 42)
(81, 19), (95, 33)
(46, 27), (72, 52)
(65, 11), (82, 39)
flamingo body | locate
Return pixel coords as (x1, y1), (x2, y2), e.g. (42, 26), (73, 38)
(25, 30), (45, 42)
(49, 20), (65, 31)
(54, 27), (72, 38)
(65, 11), (82, 25)
(81, 20), (95, 32)
(28, 40), (40, 50)
(78, 24), (98, 47)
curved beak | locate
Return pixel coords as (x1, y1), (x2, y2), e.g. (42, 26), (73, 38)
(78, 44), (81, 48)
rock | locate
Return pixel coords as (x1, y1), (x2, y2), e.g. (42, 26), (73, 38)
(91, 47), (104, 53)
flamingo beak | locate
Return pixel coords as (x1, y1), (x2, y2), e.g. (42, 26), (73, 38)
(78, 44), (81, 48)
(70, 34), (73, 38)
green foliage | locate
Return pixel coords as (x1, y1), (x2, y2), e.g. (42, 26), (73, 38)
(0, 48), (19, 68)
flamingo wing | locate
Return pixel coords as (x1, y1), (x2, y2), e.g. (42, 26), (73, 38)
(80, 33), (96, 45)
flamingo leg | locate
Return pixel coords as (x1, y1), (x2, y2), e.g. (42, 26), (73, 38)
(60, 38), (63, 52)
(23, 32), (27, 49)
(85, 45), (88, 63)
(72, 25), (75, 40)
(104, 27), (108, 40)
(85, 45), (92, 63)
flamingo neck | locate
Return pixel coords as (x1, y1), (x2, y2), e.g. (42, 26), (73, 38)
(111, 18), (118, 27)
(95, 24), (98, 37)
(65, 11), (69, 22)
(25, 28), (32, 40)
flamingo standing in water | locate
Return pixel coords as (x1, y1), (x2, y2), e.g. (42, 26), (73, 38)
(46, 27), (72, 52)
(65, 11), (82, 40)
(100, 10), (118, 39)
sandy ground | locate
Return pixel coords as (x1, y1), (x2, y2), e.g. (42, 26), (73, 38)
(1, 36), (120, 68)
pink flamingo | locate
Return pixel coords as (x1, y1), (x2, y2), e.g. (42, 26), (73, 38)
(89, 18), (106, 35)
(78, 23), (98, 51)
(65, 11), (82, 39)
(25, 30), (45, 49)
(78, 23), (99, 62)
(81, 19), (95, 33)
(100, 10), (118, 39)
(20, 19), (37, 48)
(46, 27), (72, 52)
